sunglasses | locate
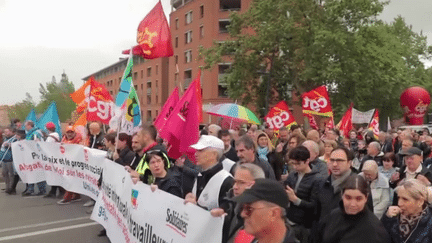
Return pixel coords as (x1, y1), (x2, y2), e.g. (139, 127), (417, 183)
(240, 204), (267, 217)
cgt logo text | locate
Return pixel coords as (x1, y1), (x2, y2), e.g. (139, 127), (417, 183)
(303, 97), (328, 112)
(166, 208), (188, 237)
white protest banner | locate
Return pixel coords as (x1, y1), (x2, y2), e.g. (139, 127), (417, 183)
(91, 160), (224, 243)
(352, 108), (375, 124)
(12, 140), (106, 200)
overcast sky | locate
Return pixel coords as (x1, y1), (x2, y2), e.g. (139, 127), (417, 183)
(0, 0), (431, 106)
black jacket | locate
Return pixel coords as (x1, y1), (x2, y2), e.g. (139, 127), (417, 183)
(154, 169), (183, 198)
(88, 133), (104, 149)
(268, 151), (284, 181)
(381, 205), (432, 243)
(359, 152), (384, 171)
(310, 158), (329, 179)
(284, 168), (322, 228)
(314, 172), (374, 224)
(114, 147), (136, 166)
(315, 202), (390, 243)
(171, 165), (199, 198)
(224, 145), (239, 162)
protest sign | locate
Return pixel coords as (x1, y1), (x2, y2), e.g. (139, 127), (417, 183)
(352, 108), (375, 124)
(92, 160), (224, 243)
(12, 140), (106, 200)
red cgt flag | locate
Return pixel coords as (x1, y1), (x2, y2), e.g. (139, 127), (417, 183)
(302, 85), (333, 117)
(305, 114), (319, 130)
(265, 101), (297, 130)
(123, 1), (173, 59)
(70, 77), (114, 124)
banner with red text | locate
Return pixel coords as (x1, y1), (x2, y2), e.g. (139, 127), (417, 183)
(12, 141), (106, 200)
(302, 86), (333, 117)
(265, 101), (297, 130)
(91, 161), (223, 243)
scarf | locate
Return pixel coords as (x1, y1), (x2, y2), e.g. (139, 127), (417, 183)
(399, 206), (427, 240)
(331, 170), (351, 194)
(257, 147), (269, 162)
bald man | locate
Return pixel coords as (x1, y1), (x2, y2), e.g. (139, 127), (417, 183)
(88, 122), (104, 149)
(359, 160), (391, 219)
(303, 140), (328, 179)
(306, 129), (325, 156)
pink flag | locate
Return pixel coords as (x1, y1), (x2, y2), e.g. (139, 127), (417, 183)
(159, 74), (201, 161)
(154, 87), (179, 132)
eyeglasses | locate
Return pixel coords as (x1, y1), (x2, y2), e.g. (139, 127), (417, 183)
(329, 158), (347, 163)
(240, 204), (267, 217)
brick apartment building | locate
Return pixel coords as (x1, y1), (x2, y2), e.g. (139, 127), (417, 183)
(83, 0), (265, 124)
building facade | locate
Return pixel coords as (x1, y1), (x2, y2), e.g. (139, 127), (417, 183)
(84, 0), (256, 124)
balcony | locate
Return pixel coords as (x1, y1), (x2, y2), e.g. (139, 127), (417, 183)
(147, 88), (152, 95)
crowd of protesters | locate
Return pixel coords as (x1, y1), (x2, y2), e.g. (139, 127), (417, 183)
(2, 118), (432, 243)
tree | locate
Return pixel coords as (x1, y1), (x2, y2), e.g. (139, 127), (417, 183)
(35, 72), (76, 122)
(202, 0), (432, 123)
(7, 93), (35, 123)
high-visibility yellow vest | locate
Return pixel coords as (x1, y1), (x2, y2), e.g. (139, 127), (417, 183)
(135, 151), (171, 175)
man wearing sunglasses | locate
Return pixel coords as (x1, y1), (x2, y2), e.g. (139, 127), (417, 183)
(232, 179), (299, 243)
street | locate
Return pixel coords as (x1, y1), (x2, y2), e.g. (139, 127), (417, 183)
(0, 181), (110, 243)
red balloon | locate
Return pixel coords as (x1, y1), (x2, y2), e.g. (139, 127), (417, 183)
(400, 86), (430, 125)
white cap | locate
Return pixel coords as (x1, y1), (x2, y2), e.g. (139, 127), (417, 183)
(190, 135), (224, 150)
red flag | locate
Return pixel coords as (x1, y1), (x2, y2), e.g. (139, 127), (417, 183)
(305, 114), (319, 130)
(326, 117), (334, 129)
(368, 109), (379, 139)
(154, 87), (179, 132)
(70, 77), (114, 124)
(302, 86), (333, 117)
(122, 1), (173, 59)
(265, 101), (297, 130)
(159, 73), (201, 161)
(338, 103), (354, 138)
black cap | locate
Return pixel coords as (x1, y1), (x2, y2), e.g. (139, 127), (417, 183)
(400, 147), (423, 156)
(232, 179), (288, 208)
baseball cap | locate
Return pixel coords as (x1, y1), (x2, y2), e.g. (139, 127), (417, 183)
(400, 147), (423, 156)
(190, 135), (224, 150)
(46, 122), (56, 130)
(232, 179), (289, 208)
(66, 126), (75, 132)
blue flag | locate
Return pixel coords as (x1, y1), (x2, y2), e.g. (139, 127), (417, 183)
(37, 102), (62, 138)
(23, 109), (37, 128)
(115, 51), (134, 107)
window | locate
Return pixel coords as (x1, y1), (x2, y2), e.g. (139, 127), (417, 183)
(156, 80), (158, 88)
(185, 30), (192, 44)
(218, 64), (230, 97)
(156, 95), (159, 103)
(184, 70), (192, 89)
(156, 65), (158, 75)
(220, 0), (241, 11)
(141, 70), (143, 79)
(219, 19), (231, 33)
(200, 5), (204, 18)
(147, 94), (151, 105)
(199, 25), (204, 38)
(134, 72), (138, 80)
(134, 85), (138, 90)
(141, 84), (143, 90)
(147, 67), (152, 77)
(147, 110), (152, 121)
(175, 36), (178, 48)
(156, 110), (159, 117)
(184, 50), (192, 63)
(175, 18), (179, 30)
(175, 55), (179, 64)
(185, 11), (193, 25)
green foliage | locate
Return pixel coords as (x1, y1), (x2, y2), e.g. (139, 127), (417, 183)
(35, 73), (76, 122)
(8, 72), (77, 124)
(7, 93), (35, 123)
(203, 0), (432, 125)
